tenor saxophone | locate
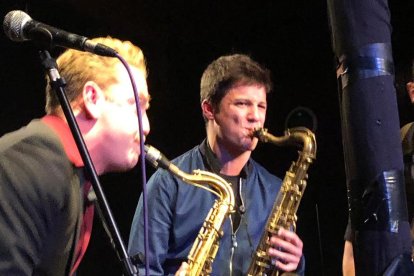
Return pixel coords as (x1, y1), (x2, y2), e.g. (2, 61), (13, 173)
(247, 127), (316, 276)
(144, 145), (235, 276)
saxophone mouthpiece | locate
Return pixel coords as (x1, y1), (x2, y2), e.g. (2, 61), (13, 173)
(144, 144), (171, 170)
(252, 127), (267, 140)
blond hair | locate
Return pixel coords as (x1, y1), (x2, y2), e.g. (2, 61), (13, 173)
(45, 36), (146, 114)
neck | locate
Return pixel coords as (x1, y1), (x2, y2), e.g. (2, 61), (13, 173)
(207, 136), (251, 176)
(74, 111), (105, 175)
(220, 155), (250, 176)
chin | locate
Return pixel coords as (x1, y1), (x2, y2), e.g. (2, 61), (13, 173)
(244, 140), (258, 151)
(107, 156), (139, 173)
(128, 153), (140, 168)
(107, 164), (131, 173)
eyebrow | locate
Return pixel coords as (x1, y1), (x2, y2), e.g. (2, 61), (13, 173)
(139, 94), (151, 103)
(138, 94), (151, 109)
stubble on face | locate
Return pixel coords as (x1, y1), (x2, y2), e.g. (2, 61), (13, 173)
(212, 84), (267, 157)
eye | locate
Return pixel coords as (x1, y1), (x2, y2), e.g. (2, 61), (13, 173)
(259, 104), (267, 110)
(235, 101), (248, 106)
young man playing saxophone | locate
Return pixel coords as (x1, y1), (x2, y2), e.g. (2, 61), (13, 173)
(129, 54), (304, 275)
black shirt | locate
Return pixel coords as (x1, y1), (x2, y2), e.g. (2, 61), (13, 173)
(199, 139), (252, 231)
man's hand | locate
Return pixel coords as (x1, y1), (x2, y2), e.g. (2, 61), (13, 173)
(267, 228), (303, 272)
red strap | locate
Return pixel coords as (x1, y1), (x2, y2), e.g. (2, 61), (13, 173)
(41, 115), (95, 274)
(41, 115), (83, 167)
(70, 181), (95, 275)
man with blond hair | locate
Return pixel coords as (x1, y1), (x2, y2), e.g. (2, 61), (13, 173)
(0, 36), (150, 275)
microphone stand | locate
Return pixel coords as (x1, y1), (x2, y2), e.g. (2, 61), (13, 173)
(38, 49), (138, 276)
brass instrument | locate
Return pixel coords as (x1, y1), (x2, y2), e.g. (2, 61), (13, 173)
(144, 145), (235, 276)
(247, 127), (316, 276)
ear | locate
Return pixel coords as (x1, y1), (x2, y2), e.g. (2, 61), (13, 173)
(82, 81), (106, 119)
(201, 100), (215, 121)
(407, 82), (414, 104)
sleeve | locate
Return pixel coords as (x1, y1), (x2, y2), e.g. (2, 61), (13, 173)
(0, 136), (73, 275)
(295, 255), (306, 276)
(128, 169), (178, 275)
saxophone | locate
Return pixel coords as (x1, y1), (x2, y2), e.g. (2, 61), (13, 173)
(247, 127), (317, 276)
(144, 145), (235, 276)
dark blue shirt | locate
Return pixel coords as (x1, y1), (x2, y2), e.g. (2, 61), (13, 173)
(128, 141), (305, 275)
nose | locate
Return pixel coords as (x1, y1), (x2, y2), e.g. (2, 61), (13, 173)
(141, 112), (150, 136)
(248, 105), (261, 122)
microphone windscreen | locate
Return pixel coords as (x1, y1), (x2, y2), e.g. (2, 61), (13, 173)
(3, 10), (32, 42)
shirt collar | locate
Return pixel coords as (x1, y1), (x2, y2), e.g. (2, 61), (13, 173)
(41, 115), (84, 167)
(200, 139), (251, 178)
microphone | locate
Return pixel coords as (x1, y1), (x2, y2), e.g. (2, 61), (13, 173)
(3, 10), (117, 57)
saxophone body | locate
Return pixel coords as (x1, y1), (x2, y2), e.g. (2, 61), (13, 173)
(247, 127), (317, 276)
(144, 145), (235, 276)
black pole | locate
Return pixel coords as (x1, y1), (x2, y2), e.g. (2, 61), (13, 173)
(38, 50), (137, 276)
(326, 0), (414, 275)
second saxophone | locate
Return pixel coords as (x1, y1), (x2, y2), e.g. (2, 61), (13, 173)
(144, 145), (235, 276)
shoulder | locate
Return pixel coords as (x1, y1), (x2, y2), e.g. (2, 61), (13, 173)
(0, 120), (75, 206)
(0, 121), (80, 275)
(171, 145), (204, 169)
(0, 119), (65, 156)
(147, 145), (204, 190)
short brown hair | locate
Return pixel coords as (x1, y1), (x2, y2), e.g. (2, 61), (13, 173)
(45, 36), (146, 114)
(200, 54), (272, 113)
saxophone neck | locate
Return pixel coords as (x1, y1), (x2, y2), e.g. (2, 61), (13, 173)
(288, 127), (317, 160)
(253, 127), (316, 159)
(144, 144), (235, 207)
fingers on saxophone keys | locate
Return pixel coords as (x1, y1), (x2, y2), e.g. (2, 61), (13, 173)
(267, 228), (303, 271)
(271, 256), (299, 272)
(268, 245), (301, 272)
(276, 228), (303, 249)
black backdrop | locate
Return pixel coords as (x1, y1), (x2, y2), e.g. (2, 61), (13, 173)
(0, 0), (413, 275)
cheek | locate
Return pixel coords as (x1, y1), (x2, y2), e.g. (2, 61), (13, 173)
(259, 112), (266, 124)
(103, 112), (137, 139)
(228, 112), (243, 125)
(111, 109), (137, 127)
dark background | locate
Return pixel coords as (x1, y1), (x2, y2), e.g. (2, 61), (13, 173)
(0, 0), (413, 275)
